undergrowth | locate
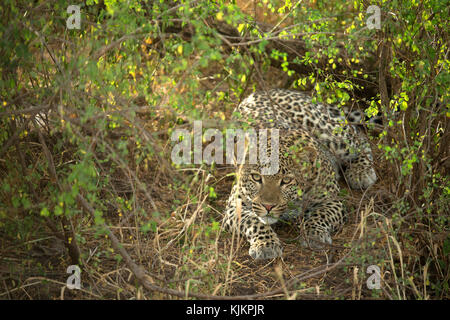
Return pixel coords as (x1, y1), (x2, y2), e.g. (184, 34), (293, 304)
(0, 0), (448, 299)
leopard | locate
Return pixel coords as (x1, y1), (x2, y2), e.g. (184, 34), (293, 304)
(223, 89), (377, 260)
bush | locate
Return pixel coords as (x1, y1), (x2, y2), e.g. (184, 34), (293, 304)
(0, 0), (447, 299)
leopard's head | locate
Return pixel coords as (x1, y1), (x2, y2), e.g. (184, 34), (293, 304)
(240, 157), (299, 224)
(238, 129), (319, 224)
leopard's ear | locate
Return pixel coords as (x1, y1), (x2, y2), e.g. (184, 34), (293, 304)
(302, 145), (318, 161)
(289, 142), (321, 186)
(289, 137), (318, 166)
(224, 128), (257, 167)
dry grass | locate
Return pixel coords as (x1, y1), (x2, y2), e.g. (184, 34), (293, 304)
(1, 1), (447, 301)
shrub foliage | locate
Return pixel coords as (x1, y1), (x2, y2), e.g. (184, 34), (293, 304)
(0, 0), (448, 299)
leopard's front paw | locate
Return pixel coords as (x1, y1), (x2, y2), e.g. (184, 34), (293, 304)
(301, 230), (332, 250)
(249, 239), (282, 260)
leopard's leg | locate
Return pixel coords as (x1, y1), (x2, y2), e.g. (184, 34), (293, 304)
(343, 147), (377, 189)
(336, 130), (377, 190)
(300, 198), (345, 250)
(321, 129), (377, 190)
(224, 186), (282, 260)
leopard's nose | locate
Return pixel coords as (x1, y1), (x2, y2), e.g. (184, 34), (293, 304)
(263, 204), (275, 212)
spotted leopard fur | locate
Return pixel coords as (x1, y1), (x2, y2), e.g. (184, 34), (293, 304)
(224, 89), (377, 260)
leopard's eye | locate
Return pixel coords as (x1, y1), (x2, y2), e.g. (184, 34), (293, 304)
(281, 176), (293, 185)
(251, 173), (262, 182)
